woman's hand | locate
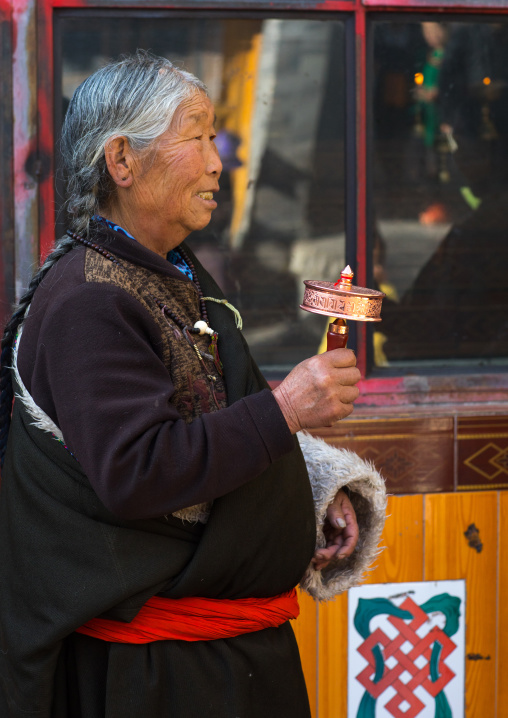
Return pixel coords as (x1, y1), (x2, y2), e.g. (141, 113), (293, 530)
(272, 349), (361, 434)
(312, 489), (359, 571)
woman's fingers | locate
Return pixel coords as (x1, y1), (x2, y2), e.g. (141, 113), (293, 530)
(328, 490), (359, 559)
(272, 349), (362, 433)
(313, 490), (359, 570)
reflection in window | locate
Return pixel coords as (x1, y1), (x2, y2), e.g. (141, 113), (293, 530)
(372, 20), (508, 367)
(58, 17), (346, 372)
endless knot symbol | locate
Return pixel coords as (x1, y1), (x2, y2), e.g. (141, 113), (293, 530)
(355, 597), (456, 718)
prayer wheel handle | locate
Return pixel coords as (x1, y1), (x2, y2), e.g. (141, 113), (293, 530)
(327, 318), (349, 350)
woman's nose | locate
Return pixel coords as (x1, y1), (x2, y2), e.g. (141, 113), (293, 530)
(208, 143), (223, 176)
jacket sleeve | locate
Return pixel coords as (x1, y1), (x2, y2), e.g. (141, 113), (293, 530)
(297, 431), (387, 601)
(17, 282), (294, 521)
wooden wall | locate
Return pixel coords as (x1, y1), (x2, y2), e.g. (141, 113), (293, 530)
(292, 491), (505, 717)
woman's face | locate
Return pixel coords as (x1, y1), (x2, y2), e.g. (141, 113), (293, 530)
(130, 93), (222, 247)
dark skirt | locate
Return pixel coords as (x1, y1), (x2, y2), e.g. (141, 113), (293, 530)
(52, 625), (311, 718)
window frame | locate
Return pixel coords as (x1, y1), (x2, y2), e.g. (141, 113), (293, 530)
(11, 0), (508, 410)
(0, 2), (15, 328)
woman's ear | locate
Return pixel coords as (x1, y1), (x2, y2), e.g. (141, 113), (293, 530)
(104, 136), (134, 188)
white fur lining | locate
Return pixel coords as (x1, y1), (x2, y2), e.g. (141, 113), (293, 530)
(12, 319), (65, 443)
(298, 431), (387, 602)
(172, 503), (212, 524)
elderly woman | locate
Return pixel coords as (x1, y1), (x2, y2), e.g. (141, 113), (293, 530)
(0, 53), (385, 718)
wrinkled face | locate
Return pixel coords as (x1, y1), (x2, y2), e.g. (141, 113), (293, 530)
(133, 93), (222, 244)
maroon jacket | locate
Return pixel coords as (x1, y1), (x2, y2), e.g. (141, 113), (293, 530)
(17, 225), (295, 520)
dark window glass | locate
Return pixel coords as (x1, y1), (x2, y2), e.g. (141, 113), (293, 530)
(372, 20), (508, 369)
(57, 16), (346, 374)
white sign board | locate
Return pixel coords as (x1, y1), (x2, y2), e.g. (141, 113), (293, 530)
(348, 580), (466, 718)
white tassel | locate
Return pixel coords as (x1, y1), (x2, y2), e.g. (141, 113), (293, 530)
(202, 297), (243, 331)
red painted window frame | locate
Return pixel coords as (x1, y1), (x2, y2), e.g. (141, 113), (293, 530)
(24, 0), (508, 409)
(0, 0), (14, 327)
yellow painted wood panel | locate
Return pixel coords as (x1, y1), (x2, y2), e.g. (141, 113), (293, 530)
(425, 492), (498, 718)
(292, 588), (318, 718)
(317, 494), (424, 717)
(497, 492), (508, 716)
(366, 494), (424, 585)
(317, 593), (348, 718)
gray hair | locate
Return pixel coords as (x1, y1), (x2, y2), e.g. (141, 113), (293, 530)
(60, 50), (208, 235)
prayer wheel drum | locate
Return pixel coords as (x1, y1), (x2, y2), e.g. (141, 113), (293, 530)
(300, 266), (385, 350)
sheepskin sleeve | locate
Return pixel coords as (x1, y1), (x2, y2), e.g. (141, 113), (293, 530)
(298, 431), (387, 602)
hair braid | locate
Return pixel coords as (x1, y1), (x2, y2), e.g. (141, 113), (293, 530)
(0, 235), (78, 467)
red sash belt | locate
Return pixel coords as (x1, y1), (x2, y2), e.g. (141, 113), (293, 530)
(75, 589), (299, 644)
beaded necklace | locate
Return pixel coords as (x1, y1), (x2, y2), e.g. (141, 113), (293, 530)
(66, 229), (224, 409)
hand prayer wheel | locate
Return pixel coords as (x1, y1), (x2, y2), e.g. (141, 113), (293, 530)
(300, 266), (385, 350)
